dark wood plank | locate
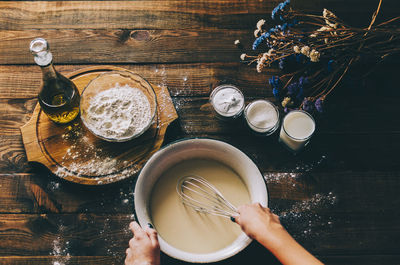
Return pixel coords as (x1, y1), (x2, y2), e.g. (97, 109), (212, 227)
(0, 213), (134, 258)
(0, 256), (115, 265)
(0, 63), (274, 99)
(0, 1), (273, 30)
(0, 29), (254, 64)
(0, 173), (136, 214)
(0, 170), (399, 216)
(1, 0), (398, 31)
(320, 255), (400, 265)
(0, 135), (30, 173)
(2, 254), (400, 265)
(0, 98), (37, 135)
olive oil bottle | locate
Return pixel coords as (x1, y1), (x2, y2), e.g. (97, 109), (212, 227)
(30, 38), (80, 124)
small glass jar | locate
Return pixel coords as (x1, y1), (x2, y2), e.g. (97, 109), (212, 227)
(279, 110), (316, 153)
(210, 84), (245, 120)
(244, 99), (280, 136)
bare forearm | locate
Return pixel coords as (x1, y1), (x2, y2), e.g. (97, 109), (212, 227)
(256, 228), (323, 265)
(236, 204), (323, 265)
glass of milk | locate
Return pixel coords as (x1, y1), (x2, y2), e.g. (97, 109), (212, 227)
(210, 84), (245, 120)
(244, 100), (279, 136)
(279, 110), (316, 153)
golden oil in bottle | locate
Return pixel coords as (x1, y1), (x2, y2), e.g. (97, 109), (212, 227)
(38, 69), (80, 124)
(30, 38), (80, 124)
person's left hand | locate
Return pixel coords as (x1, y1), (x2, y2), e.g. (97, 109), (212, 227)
(125, 221), (160, 265)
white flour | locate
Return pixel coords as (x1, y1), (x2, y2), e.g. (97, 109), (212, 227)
(85, 84), (151, 140)
(245, 100), (278, 132)
(211, 87), (244, 117)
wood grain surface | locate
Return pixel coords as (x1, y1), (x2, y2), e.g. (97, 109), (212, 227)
(1, 0), (400, 264)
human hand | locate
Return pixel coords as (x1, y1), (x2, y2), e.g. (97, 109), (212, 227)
(235, 203), (284, 244)
(125, 221), (160, 265)
(235, 204), (324, 265)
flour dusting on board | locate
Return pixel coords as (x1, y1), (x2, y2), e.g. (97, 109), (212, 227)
(56, 123), (140, 184)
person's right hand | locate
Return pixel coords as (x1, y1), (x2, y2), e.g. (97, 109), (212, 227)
(235, 203), (324, 265)
(235, 203), (284, 244)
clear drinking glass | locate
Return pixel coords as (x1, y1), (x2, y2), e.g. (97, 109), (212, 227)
(244, 99), (279, 136)
(209, 84), (245, 120)
(279, 110), (316, 153)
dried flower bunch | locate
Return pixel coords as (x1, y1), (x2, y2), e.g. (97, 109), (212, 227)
(240, 0), (399, 113)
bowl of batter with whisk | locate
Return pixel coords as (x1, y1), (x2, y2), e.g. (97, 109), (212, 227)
(134, 138), (268, 263)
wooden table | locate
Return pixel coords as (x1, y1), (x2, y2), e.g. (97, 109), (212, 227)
(1, 0), (399, 264)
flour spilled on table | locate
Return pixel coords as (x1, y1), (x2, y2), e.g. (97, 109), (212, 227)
(97, 214), (136, 264)
(264, 154), (337, 240)
(50, 225), (71, 265)
(294, 155), (327, 172)
(271, 191), (337, 240)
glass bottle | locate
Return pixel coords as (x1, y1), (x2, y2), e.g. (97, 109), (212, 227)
(30, 38), (80, 124)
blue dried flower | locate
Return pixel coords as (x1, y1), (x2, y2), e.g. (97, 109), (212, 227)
(252, 32), (270, 50)
(278, 59), (284, 69)
(269, 27), (278, 33)
(284, 107), (292, 113)
(299, 76), (309, 87)
(271, 0), (290, 21)
(287, 82), (298, 96)
(271, 6), (280, 20)
(315, 97), (324, 113)
(269, 76), (282, 89)
(278, 56), (290, 69)
(302, 98), (314, 112)
(273, 88), (280, 100)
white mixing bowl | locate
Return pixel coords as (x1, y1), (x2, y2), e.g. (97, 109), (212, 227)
(134, 138), (268, 263)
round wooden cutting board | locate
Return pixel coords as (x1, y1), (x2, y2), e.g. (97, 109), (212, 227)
(20, 66), (178, 185)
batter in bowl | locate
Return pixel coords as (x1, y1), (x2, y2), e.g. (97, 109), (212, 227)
(150, 159), (250, 254)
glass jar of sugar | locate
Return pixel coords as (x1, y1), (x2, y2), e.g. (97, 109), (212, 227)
(244, 100), (280, 136)
(279, 110), (316, 153)
(210, 84), (245, 120)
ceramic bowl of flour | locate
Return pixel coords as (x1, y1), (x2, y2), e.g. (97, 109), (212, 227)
(80, 71), (157, 142)
(135, 138), (268, 263)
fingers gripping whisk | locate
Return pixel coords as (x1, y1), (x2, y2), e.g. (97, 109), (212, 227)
(176, 175), (238, 219)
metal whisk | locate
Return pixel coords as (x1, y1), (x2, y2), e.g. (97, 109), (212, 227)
(176, 175), (238, 219)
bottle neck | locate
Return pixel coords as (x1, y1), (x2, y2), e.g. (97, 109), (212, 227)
(40, 63), (58, 80)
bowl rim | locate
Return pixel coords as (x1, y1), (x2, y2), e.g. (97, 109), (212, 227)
(80, 70), (157, 142)
(134, 138), (269, 263)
